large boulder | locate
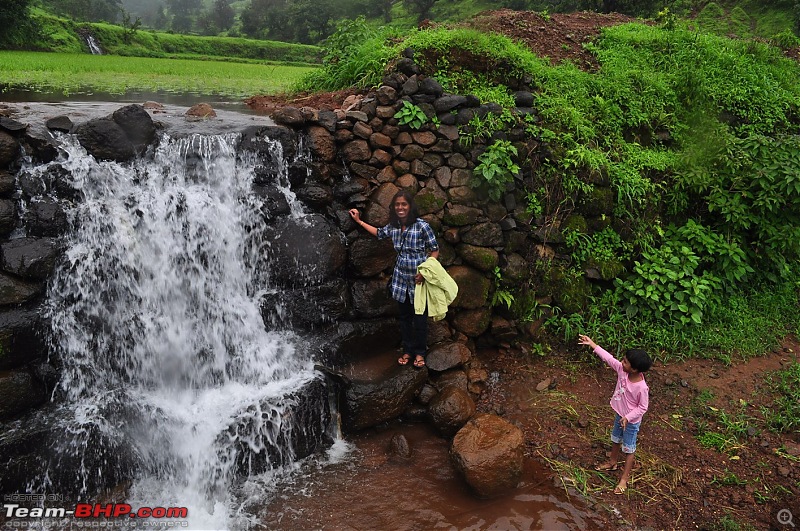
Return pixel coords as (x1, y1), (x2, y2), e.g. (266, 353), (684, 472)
(306, 125), (336, 162)
(426, 341), (471, 372)
(451, 308), (492, 337)
(448, 266), (490, 309)
(342, 365), (428, 431)
(461, 222), (504, 247)
(263, 214), (346, 287)
(75, 118), (135, 162)
(456, 244), (498, 272)
(262, 279), (350, 330)
(427, 385), (475, 436)
(0, 273), (42, 307)
(0, 404), (140, 496)
(219, 377), (332, 473)
(22, 124), (59, 163)
(325, 319), (400, 364)
(348, 237), (396, 277)
(112, 104), (156, 154)
(0, 199), (15, 236)
(27, 199), (68, 237)
(0, 172), (14, 196)
(450, 413), (525, 498)
(351, 278), (396, 318)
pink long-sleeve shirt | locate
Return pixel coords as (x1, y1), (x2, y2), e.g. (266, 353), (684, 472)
(594, 345), (649, 425)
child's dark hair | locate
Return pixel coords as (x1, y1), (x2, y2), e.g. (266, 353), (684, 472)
(388, 190), (419, 227)
(625, 349), (652, 372)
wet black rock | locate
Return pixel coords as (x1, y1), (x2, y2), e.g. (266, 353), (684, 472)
(112, 104), (156, 154)
(45, 115), (74, 133)
(342, 365), (428, 432)
(75, 118), (135, 162)
(0, 237), (61, 281)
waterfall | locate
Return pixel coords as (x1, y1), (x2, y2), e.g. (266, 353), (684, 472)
(84, 34), (102, 55)
(34, 132), (331, 529)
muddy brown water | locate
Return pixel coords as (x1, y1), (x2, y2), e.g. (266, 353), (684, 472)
(257, 351), (603, 530)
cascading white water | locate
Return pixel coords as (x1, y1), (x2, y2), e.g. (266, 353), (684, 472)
(38, 132), (325, 529)
(85, 35), (102, 55)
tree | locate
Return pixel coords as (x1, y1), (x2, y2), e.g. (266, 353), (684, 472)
(0, 0), (35, 47)
(120, 8), (141, 43)
(166, 0), (202, 33)
(211, 0), (235, 32)
(198, 0), (234, 35)
(286, 0), (338, 43)
(242, 0), (289, 40)
(403, 0), (438, 23)
(345, 0), (394, 22)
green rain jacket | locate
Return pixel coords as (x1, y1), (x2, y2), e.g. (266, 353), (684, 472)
(414, 257), (458, 321)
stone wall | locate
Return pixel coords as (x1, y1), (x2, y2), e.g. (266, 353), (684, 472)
(0, 112), (64, 422)
(270, 77), (550, 351)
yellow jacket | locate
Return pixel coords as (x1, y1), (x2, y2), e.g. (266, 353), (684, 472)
(414, 257), (459, 321)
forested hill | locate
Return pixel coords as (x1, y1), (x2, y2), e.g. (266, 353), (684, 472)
(2, 0), (798, 49)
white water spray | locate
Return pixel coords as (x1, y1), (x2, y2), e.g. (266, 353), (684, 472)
(39, 133), (325, 529)
(84, 35), (102, 55)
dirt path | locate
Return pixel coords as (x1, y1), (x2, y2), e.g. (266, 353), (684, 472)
(481, 336), (800, 529)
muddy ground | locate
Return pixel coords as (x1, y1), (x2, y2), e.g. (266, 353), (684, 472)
(481, 335), (800, 529)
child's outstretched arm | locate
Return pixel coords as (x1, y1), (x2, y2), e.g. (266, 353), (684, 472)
(578, 335), (597, 349)
(578, 335), (622, 372)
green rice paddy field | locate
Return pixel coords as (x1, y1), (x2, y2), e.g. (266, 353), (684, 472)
(0, 51), (317, 98)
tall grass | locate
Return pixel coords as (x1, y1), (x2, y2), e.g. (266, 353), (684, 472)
(0, 52), (317, 97)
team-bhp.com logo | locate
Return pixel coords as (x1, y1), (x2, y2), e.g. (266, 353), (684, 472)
(3, 500), (189, 528)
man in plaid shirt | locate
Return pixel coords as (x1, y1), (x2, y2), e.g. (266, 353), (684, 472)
(349, 190), (439, 367)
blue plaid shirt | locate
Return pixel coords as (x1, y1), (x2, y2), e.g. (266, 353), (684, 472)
(377, 219), (439, 303)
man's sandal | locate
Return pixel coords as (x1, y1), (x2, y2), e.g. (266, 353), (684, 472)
(613, 481), (627, 495)
(594, 463), (619, 471)
(413, 356), (426, 368)
(398, 353), (411, 365)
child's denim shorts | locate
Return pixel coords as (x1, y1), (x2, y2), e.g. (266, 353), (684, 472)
(611, 413), (641, 454)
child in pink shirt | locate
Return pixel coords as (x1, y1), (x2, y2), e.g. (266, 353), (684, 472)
(578, 334), (652, 495)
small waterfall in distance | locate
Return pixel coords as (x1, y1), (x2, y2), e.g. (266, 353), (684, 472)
(81, 33), (103, 55)
(35, 132), (332, 529)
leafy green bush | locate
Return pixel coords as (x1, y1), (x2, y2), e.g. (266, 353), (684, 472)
(617, 239), (721, 326)
(472, 140), (520, 201)
(394, 100), (428, 129)
(676, 134), (800, 279)
(295, 17), (396, 92)
(771, 29), (800, 49)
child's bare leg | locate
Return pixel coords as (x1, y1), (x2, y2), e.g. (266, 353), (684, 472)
(597, 442), (621, 469)
(615, 452), (636, 493)
(609, 442), (621, 465)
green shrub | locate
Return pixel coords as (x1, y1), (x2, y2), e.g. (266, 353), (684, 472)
(394, 100), (428, 129)
(472, 140), (520, 201)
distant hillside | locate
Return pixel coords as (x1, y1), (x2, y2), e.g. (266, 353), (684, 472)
(28, 9), (322, 64)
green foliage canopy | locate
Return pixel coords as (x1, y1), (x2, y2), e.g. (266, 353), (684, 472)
(0, 0), (36, 47)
